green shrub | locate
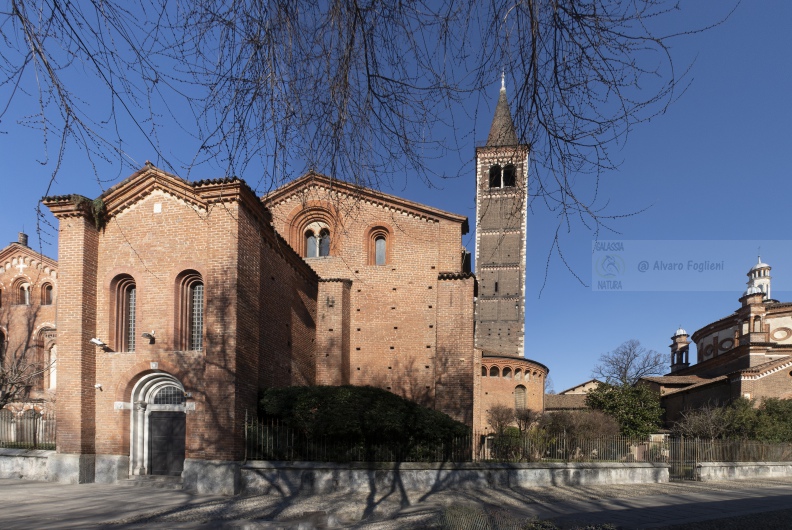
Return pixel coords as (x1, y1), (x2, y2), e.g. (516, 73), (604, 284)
(259, 385), (469, 446)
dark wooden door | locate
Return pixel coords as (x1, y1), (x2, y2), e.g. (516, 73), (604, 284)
(148, 411), (186, 476)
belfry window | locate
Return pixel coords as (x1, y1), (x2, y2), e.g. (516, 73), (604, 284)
(489, 165), (502, 188)
(503, 165), (516, 187)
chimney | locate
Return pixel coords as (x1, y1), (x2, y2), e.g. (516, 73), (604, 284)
(18, 232), (28, 247)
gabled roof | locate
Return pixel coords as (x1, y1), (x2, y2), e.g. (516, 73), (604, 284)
(557, 379), (601, 395)
(0, 242), (58, 270)
(662, 375), (729, 396)
(262, 172), (469, 234)
(735, 355), (792, 380)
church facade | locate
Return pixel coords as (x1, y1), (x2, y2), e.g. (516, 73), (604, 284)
(1, 87), (546, 494)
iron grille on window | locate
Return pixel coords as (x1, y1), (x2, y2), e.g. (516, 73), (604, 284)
(153, 385), (185, 405)
(190, 283), (204, 351)
(126, 286), (136, 352)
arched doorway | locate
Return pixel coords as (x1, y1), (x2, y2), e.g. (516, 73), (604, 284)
(129, 373), (186, 476)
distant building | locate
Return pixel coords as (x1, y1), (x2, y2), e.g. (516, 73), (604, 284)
(641, 258), (792, 423)
(0, 233), (58, 413)
(543, 379), (601, 413)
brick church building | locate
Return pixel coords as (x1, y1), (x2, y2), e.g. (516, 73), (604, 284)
(2, 85), (547, 493)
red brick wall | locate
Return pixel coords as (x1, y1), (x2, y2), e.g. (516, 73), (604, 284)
(435, 275), (475, 424)
(478, 357), (546, 432)
(53, 215), (98, 454)
(266, 182), (474, 421)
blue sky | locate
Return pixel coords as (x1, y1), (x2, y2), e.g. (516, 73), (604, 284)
(1, 2), (790, 392)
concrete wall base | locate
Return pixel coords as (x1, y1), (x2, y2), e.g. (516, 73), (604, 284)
(183, 459), (240, 496)
(0, 449), (52, 481)
(95, 454), (130, 484)
(241, 461), (670, 496)
(698, 462), (792, 481)
(47, 453), (96, 484)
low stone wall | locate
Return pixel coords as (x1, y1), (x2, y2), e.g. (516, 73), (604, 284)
(697, 462), (792, 482)
(0, 448), (53, 481)
(241, 461), (670, 496)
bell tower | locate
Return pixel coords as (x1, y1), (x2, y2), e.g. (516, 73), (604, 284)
(474, 77), (530, 357)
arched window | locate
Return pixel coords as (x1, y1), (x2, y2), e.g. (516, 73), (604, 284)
(305, 230), (318, 257)
(489, 165), (502, 188)
(515, 385), (527, 410)
(489, 366), (500, 377)
(375, 236), (386, 265)
(177, 271), (204, 351)
(503, 367), (512, 379)
(514, 368), (522, 381)
(366, 226), (392, 266)
(481, 366), (487, 377)
(13, 279), (30, 305)
(112, 275), (137, 352)
(319, 229), (330, 257)
(41, 284), (53, 305)
(304, 223), (332, 258)
(503, 165), (516, 187)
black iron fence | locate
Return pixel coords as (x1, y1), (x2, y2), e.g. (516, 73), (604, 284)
(479, 433), (668, 463)
(0, 409), (56, 450)
(244, 416), (473, 462)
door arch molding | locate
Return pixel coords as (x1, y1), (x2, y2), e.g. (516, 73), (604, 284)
(129, 372), (185, 476)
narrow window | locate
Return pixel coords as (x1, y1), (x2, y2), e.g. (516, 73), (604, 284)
(42, 284), (53, 305)
(177, 271), (204, 351)
(481, 366), (487, 377)
(515, 385), (527, 410)
(189, 282), (204, 351)
(494, 281), (498, 293)
(48, 345), (57, 389)
(113, 275), (137, 352)
(489, 165), (502, 188)
(319, 229), (330, 257)
(305, 230), (317, 258)
(125, 286), (137, 352)
(0, 330), (5, 363)
(375, 236), (386, 265)
(0, 289), (3, 307)
(503, 165), (516, 187)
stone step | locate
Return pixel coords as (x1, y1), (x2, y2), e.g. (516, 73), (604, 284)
(120, 475), (184, 490)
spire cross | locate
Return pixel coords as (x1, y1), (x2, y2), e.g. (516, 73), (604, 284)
(501, 71), (505, 91)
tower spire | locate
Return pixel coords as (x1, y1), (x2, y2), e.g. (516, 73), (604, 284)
(486, 76), (518, 147)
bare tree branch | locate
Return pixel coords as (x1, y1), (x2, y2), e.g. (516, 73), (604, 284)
(591, 339), (665, 386)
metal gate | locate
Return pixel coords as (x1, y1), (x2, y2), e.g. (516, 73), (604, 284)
(668, 437), (698, 481)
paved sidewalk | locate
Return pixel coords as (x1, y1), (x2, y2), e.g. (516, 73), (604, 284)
(2, 477), (792, 529)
